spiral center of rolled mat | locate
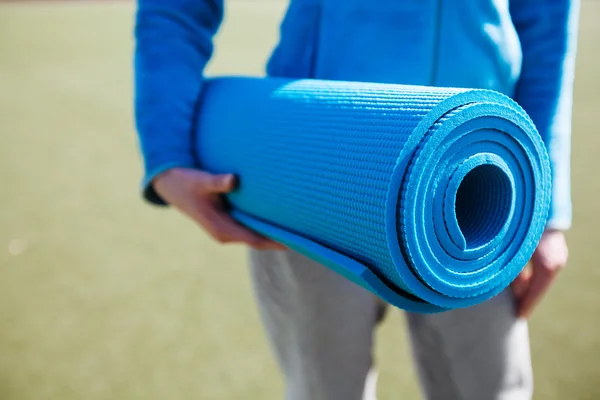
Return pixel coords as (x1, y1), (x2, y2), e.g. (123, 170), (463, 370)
(454, 164), (513, 250)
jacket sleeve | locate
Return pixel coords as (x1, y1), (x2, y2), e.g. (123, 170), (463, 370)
(134, 0), (224, 205)
(510, 0), (580, 230)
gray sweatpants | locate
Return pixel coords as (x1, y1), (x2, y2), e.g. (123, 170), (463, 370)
(249, 249), (533, 400)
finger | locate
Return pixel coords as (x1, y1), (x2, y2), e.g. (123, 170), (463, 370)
(517, 265), (557, 318)
(212, 213), (287, 250)
(197, 172), (237, 194)
(195, 206), (287, 250)
(511, 268), (532, 300)
(255, 240), (289, 251)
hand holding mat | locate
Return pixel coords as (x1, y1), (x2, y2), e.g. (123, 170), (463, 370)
(195, 77), (551, 313)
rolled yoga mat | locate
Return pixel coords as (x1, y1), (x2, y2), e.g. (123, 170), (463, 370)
(195, 77), (551, 313)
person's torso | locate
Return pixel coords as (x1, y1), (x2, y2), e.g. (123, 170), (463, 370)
(266, 0), (523, 96)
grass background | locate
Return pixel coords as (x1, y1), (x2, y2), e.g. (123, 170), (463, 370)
(0, 1), (599, 399)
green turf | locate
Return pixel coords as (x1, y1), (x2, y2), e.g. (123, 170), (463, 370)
(0, 2), (599, 399)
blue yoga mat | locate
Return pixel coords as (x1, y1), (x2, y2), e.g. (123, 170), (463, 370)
(195, 77), (551, 313)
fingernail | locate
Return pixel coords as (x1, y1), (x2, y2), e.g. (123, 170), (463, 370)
(222, 175), (234, 187)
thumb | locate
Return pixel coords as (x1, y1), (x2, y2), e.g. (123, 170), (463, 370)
(197, 172), (237, 194)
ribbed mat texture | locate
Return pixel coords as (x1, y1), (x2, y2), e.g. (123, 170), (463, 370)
(195, 77), (551, 313)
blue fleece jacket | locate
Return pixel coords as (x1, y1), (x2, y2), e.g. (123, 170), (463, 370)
(134, 0), (579, 230)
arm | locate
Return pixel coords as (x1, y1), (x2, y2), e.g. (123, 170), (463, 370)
(509, 0), (580, 317)
(134, 0), (285, 249)
(134, 0), (223, 204)
(510, 0), (580, 230)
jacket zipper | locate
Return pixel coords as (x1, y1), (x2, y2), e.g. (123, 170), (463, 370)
(430, 0), (443, 85)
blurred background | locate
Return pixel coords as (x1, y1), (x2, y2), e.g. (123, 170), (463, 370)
(0, 1), (599, 399)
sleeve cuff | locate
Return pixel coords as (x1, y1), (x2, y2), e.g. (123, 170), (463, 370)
(545, 218), (571, 231)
